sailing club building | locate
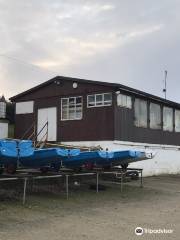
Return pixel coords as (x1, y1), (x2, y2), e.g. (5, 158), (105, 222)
(10, 76), (180, 176)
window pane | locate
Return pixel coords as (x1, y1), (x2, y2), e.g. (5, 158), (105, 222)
(0, 102), (6, 118)
(126, 96), (132, 108)
(122, 95), (126, 106)
(96, 94), (103, 104)
(163, 107), (173, 131)
(175, 110), (180, 132)
(61, 97), (82, 120)
(62, 109), (68, 120)
(88, 102), (95, 107)
(87, 93), (112, 107)
(134, 98), (147, 128)
(69, 98), (75, 106)
(104, 101), (111, 105)
(104, 93), (112, 102)
(117, 94), (132, 109)
(76, 97), (82, 104)
(150, 103), (161, 129)
(87, 95), (95, 107)
(117, 94), (122, 106)
(88, 95), (95, 102)
(69, 109), (75, 119)
(76, 109), (82, 119)
(62, 99), (68, 106)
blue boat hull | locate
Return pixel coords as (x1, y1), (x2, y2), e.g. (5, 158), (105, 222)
(19, 149), (59, 168)
(57, 150), (99, 168)
(57, 150), (147, 168)
(0, 140), (151, 171)
(0, 140), (18, 166)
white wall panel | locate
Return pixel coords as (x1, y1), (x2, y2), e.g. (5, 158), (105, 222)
(0, 123), (8, 139)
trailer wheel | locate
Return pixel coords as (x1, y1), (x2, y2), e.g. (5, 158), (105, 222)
(5, 164), (17, 174)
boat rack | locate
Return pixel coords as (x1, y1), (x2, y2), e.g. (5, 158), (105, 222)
(0, 168), (143, 205)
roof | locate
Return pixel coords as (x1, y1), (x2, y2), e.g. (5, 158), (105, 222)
(9, 75), (180, 108)
(0, 95), (6, 102)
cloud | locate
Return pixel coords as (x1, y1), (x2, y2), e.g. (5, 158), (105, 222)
(127, 24), (164, 39)
(0, 0), (179, 103)
(32, 23), (164, 70)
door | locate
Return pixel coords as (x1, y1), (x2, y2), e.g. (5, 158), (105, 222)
(37, 107), (57, 141)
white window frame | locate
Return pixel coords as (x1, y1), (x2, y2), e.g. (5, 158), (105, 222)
(87, 93), (112, 108)
(61, 96), (83, 121)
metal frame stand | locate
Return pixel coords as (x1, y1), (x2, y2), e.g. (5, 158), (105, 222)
(23, 178), (27, 205)
(66, 175), (69, 200)
(0, 167), (143, 204)
(96, 172), (99, 193)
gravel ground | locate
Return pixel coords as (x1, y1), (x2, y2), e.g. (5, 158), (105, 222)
(0, 174), (180, 240)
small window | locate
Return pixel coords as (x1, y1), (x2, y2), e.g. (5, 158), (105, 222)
(163, 107), (173, 132)
(0, 102), (6, 118)
(61, 96), (82, 120)
(150, 103), (161, 129)
(117, 94), (132, 109)
(134, 98), (147, 128)
(16, 101), (34, 114)
(87, 93), (112, 108)
(175, 110), (180, 132)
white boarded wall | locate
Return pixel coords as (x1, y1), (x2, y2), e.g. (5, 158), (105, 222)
(0, 123), (8, 139)
(62, 140), (180, 176)
(16, 101), (34, 114)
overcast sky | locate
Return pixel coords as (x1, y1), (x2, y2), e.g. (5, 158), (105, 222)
(0, 0), (180, 102)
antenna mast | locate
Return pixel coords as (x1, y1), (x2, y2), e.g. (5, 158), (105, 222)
(163, 70), (167, 99)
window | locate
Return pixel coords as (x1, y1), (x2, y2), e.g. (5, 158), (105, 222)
(134, 98), (147, 128)
(163, 107), (173, 132)
(175, 110), (180, 132)
(0, 102), (6, 118)
(87, 93), (112, 107)
(61, 96), (82, 120)
(117, 94), (132, 109)
(16, 101), (34, 114)
(150, 103), (161, 129)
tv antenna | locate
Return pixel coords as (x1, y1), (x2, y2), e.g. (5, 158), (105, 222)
(163, 70), (167, 99)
